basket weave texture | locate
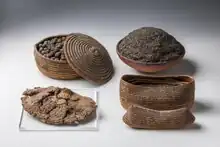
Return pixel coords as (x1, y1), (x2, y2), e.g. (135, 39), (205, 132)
(120, 74), (195, 129)
(123, 105), (195, 129)
(34, 34), (80, 80)
(120, 75), (195, 110)
(64, 33), (114, 85)
(34, 33), (114, 85)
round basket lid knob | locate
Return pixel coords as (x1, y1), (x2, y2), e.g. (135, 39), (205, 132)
(64, 33), (114, 85)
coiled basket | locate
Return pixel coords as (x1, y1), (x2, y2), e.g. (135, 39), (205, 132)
(34, 34), (80, 80)
(34, 33), (114, 85)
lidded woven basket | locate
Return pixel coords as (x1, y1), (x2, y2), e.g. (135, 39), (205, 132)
(34, 34), (80, 80)
(34, 33), (114, 85)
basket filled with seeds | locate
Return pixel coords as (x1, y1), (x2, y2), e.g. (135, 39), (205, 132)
(34, 34), (80, 80)
(34, 33), (114, 85)
(116, 27), (185, 73)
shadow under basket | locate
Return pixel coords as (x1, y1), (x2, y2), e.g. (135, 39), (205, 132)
(120, 75), (195, 110)
(34, 35), (80, 80)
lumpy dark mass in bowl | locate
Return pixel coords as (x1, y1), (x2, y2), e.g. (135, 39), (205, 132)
(117, 27), (185, 64)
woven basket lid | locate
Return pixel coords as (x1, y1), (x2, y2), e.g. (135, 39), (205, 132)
(64, 33), (114, 85)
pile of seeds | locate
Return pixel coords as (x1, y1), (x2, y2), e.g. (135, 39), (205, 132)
(117, 27), (185, 64)
(37, 36), (67, 62)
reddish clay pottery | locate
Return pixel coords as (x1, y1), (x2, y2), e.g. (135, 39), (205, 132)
(116, 27), (185, 73)
(116, 48), (184, 73)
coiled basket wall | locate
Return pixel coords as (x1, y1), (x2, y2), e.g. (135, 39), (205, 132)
(120, 75), (195, 110)
(34, 34), (80, 80)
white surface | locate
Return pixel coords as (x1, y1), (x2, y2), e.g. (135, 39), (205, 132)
(1, 0), (220, 146)
(20, 89), (98, 131)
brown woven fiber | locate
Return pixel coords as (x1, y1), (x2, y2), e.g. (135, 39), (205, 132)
(120, 75), (195, 110)
(34, 35), (80, 80)
(64, 33), (114, 85)
(123, 105), (195, 129)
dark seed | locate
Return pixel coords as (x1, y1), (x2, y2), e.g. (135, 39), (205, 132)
(50, 46), (55, 50)
(45, 50), (50, 54)
(39, 47), (43, 52)
(55, 52), (61, 58)
(56, 43), (62, 49)
(53, 48), (59, 53)
(47, 44), (51, 50)
(48, 52), (55, 58)
(50, 38), (57, 44)
(57, 38), (62, 43)
(60, 43), (63, 47)
(41, 51), (46, 54)
(43, 41), (47, 46)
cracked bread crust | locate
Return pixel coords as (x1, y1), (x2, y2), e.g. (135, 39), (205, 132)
(21, 86), (97, 125)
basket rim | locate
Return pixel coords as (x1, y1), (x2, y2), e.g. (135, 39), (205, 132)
(120, 74), (195, 88)
(116, 39), (185, 66)
(34, 34), (70, 64)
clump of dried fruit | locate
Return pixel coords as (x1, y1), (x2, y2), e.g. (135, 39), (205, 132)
(117, 27), (185, 64)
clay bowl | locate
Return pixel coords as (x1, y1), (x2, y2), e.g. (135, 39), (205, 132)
(120, 75), (195, 110)
(116, 39), (185, 73)
(34, 34), (80, 80)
